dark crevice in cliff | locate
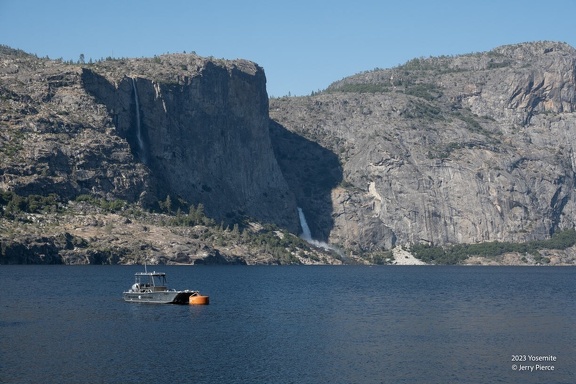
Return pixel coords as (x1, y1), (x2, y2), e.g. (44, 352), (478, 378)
(269, 120), (343, 241)
(81, 69), (147, 165)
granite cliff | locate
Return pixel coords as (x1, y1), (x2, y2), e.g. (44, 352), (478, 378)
(270, 41), (576, 262)
(0, 48), (298, 230)
(81, 56), (298, 231)
(2, 41), (576, 265)
(0, 46), (317, 265)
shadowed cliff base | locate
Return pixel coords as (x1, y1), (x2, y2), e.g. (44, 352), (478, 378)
(269, 119), (343, 241)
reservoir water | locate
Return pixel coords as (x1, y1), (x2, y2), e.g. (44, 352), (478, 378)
(1, 265), (575, 383)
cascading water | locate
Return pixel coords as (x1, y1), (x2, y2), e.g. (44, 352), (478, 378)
(131, 77), (146, 164)
(297, 207), (344, 257)
(297, 207), (312, 241)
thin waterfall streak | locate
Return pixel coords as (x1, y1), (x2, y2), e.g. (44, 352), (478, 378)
(131, 77), (146, 163)
(297, 207), (312, 240)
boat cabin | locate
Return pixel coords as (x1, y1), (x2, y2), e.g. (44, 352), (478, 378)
(132, 272), (168, 292)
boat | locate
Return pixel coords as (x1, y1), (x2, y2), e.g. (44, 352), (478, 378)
(123, 269), (201, 304)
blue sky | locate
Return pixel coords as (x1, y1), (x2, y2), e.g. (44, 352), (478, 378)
(1, 0), (576, 97)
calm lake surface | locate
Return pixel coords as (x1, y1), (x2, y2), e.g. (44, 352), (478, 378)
(1, 265), (575, 383)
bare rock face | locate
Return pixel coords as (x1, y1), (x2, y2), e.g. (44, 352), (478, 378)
(82, 55), (298, 231)
(0, 47), (298, 232)
(270, 41), (576, 252)
(0, 47), (149, 202)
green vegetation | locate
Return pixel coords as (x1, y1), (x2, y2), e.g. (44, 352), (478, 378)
(396, 55), (468, 75)
(168, 203), (216, 227)
(75, 194), (127, 213)
(368, 250), (394, 265)
(0, 189), (330, 265)
(453, 111), (484, 133)
(0, 45), (36, 58)
(0, 190), (61, 217)
(402, 100), (443, 120)
(411, 229), (576, 264)
(74, 192), (332, 264)
(328, 83), (391, 94)
(404, 83), (443, 101)
(325, 81), (443, 100)
(0, 129), (25, 158)
(250, 223), (310, 264)
(399, 57), (440, 71)
(487, 61), (512, 69)
(2, 188), (574, 265)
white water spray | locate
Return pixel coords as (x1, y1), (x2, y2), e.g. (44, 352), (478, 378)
(297, 207), (344, 257)
(131, 77), (146, 163)
(297, 207), (312, 241)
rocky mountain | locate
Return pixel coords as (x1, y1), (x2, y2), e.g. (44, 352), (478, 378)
(0, 46), (316, 264)
(270, 41), (576, 262)
(0, 46), (298, 230)
(2, 41), (576, 265)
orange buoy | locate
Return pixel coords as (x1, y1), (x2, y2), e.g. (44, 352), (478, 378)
(189, 294), (209, 305)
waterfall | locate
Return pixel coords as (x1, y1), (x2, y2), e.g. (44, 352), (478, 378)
(297, 207), (312, 241)
(131, 77), (146, 163)
(297, 207), (344, 258)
